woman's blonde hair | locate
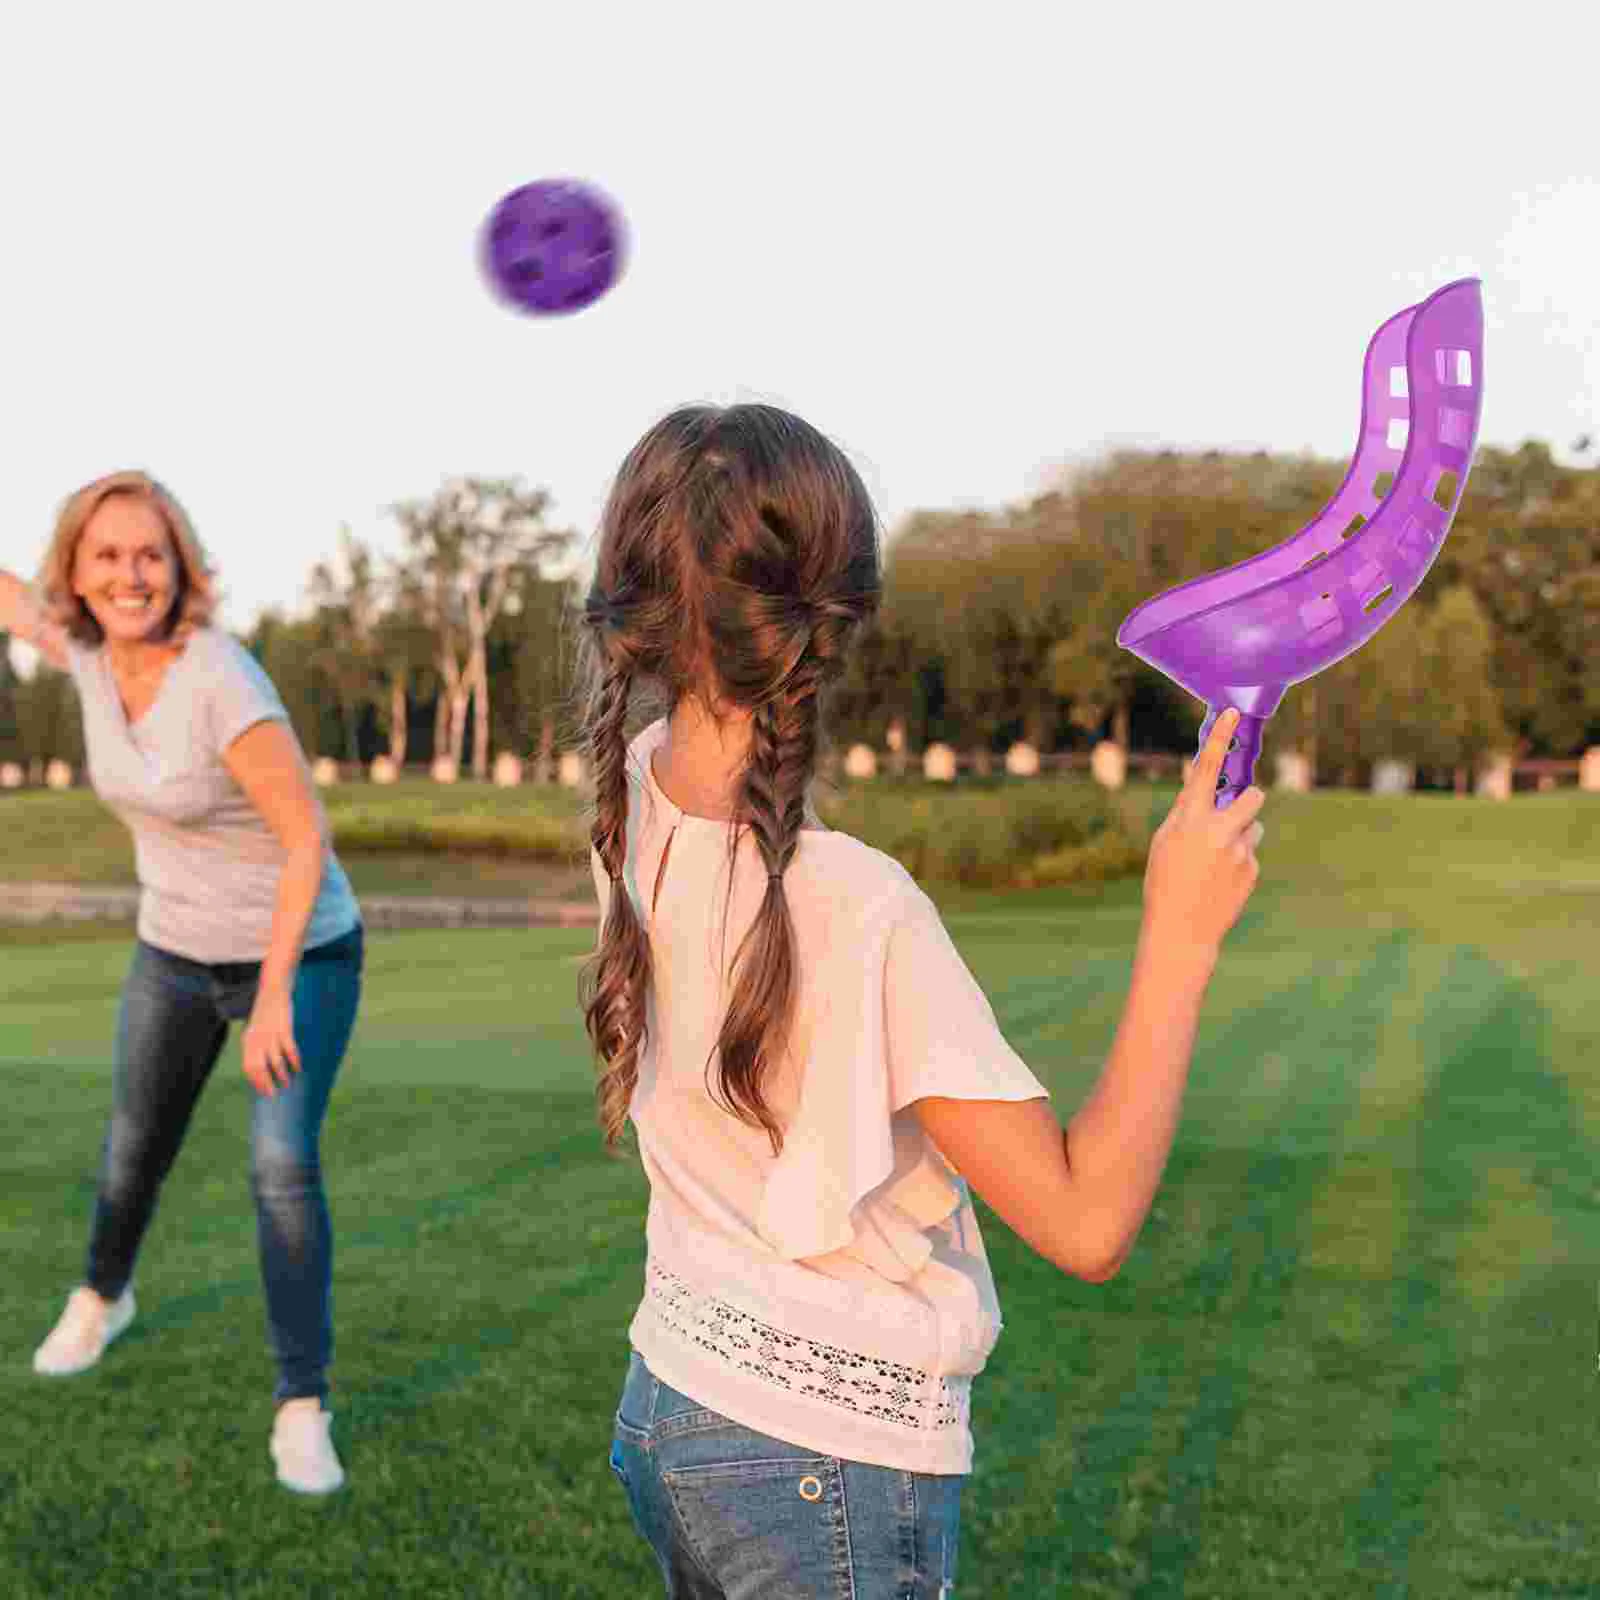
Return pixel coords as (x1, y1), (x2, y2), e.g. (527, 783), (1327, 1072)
(577, 404), (881, 1157)
(36, 470), (218, 647)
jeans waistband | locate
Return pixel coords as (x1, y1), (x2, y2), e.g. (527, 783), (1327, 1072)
(144, 921), (364, 985)
(299, 922), (364, 967)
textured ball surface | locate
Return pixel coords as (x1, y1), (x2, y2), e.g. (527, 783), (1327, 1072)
(481, 179), (626, 316)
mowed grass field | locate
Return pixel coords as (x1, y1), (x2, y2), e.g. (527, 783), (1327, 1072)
(1, 781), (1596, 1597)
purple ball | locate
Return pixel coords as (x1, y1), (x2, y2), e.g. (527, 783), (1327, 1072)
(481, 178), (627, 316)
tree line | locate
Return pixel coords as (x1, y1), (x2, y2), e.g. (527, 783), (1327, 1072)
(2, 441), (1595, 791)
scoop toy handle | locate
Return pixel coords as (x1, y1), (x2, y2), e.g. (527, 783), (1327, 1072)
(1198, 706), (1265, 811)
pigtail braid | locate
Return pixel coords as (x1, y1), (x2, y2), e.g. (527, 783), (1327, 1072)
(711, 663), (822, 1156)
(579, 659), (652, 1150)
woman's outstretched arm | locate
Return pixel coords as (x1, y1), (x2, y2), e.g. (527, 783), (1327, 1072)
(0, 570), (70, 673)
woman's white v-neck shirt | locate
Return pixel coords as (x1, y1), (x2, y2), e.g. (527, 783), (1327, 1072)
(64, 627), (361, 963)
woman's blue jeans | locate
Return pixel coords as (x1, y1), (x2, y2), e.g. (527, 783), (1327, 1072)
(609, 1349), (963, 1598)
(82, 923), (364, 1407)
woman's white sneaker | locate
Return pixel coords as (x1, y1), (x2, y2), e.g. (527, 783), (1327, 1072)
(271, 1400), (345, 1494)
(33, 1286), (136, 1376)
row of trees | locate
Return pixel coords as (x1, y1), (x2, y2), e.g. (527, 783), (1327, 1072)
(2, 440), (1595, 788)
(857, 440), (1596, 789)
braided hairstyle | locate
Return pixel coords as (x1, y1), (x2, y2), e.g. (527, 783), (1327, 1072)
(577, 405), (880, 1156)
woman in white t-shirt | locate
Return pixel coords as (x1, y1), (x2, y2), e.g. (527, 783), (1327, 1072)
(579, 404), (1266, 1596)
(1, 472), (362, 1497)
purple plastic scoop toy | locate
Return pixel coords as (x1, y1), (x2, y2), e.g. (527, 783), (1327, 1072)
(1116, 277), (1484, 809)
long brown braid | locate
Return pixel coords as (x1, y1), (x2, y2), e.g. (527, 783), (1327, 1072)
(577, 405), (879, 1156)
(581, 657), (651, 1145)
(709, 671), (817, 1151)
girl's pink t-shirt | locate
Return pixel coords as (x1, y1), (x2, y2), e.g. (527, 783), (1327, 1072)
(593, 717), (1052, 1475)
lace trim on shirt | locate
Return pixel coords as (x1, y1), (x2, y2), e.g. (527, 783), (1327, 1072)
(640, 1261), (970, 1434)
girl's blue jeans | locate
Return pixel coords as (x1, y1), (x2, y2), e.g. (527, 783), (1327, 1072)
(609, 1349), (963, 1598)
(82, 922), (364, 1407)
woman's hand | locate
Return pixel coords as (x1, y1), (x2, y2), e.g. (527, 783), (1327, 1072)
(242, 984), (302, 1097)
(0, 570), (70, 673)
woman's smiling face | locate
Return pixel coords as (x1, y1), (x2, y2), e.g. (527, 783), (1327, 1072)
(71, 494), (181, 645)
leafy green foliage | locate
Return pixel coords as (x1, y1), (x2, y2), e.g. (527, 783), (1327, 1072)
(8, 442), (1594, 782)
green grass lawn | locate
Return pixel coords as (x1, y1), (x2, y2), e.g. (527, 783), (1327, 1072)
(1, 790), (1596, 1596)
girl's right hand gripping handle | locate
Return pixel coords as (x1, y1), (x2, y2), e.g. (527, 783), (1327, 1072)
(1197, 706), (1265, 811)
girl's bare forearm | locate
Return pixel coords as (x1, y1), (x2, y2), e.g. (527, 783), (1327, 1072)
(1062, 919), (1219, 1272)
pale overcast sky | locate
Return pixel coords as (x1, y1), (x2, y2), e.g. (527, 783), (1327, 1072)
(4, 2), (1597, 679)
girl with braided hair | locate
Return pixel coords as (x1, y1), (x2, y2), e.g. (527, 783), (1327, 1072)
(581, 405), (1266, 1596)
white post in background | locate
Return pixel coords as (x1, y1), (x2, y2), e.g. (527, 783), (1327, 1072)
(844, 744), (877, 779)
(1475, 753), (1512, 801)
(1371, 758), (1414, 795)
(1090, 741), (1126, 790)
(1275, 752), (1312, 793)
(1005, 741), (1040, 777)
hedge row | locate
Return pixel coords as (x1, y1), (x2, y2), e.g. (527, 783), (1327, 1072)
(325, 778), (1150, 891)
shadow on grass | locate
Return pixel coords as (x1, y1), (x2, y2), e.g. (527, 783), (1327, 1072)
(1001, 929), (1417, 1589)
(1337, 952), (1598, 1595)
(953, 928), (1408, 1587)
(1004, 935), (1598, 1596)
(92, 1122), (645, 1424)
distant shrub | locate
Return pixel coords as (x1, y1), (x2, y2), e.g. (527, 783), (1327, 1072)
(1019, 829), (1149, 888)
(329, 810), (581, 863)
(815, 776), (1146, 889)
